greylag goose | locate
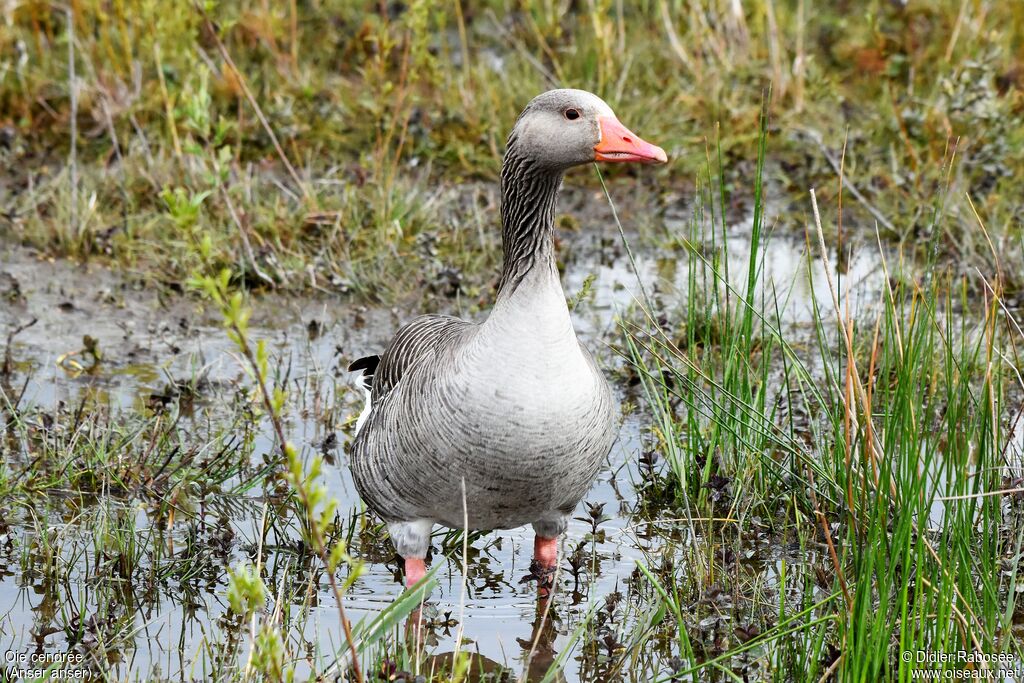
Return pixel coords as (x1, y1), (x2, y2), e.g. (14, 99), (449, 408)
(349, 89), (666, 592)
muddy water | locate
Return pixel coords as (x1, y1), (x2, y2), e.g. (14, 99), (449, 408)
(0, 216), (887, 680)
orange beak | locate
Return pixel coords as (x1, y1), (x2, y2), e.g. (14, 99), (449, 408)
(594, 116), (667, 164)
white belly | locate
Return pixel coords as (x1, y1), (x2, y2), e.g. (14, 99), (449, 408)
(418, 287), (613, 529)
(351, 265), (616, 531)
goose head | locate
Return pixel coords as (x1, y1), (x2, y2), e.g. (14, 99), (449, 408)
(507, 88), (667, 170)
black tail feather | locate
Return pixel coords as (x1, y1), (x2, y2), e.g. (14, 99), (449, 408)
(349, 355), (380, 390)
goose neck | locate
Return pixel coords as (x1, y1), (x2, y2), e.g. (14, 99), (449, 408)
(496, 151), (564, 298)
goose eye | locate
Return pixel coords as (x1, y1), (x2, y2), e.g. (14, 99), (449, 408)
(564, 108), (581, 121)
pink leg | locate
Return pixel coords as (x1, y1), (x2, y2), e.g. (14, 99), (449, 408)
(534, 536), (558, 569)
(533, 536), (559, 599)
(405, 557), (427, 588)
(403, 558), (429, 644)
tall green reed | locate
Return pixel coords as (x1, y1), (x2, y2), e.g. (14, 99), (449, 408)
(622, 118), (1021, 679)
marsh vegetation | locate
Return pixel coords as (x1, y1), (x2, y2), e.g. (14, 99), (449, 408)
(1, 1), (1023, 681)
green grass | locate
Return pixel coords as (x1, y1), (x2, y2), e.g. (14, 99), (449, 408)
(1, 1), (1021, 298)
(618, 119), (1023, 679)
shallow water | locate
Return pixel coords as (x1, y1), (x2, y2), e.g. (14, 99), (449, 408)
(0, 213), (889, 680)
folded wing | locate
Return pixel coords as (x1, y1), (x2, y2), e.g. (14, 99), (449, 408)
(350, 314), (472, 406)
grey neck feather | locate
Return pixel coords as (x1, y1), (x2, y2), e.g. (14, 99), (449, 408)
(496, 134), (564, 296)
